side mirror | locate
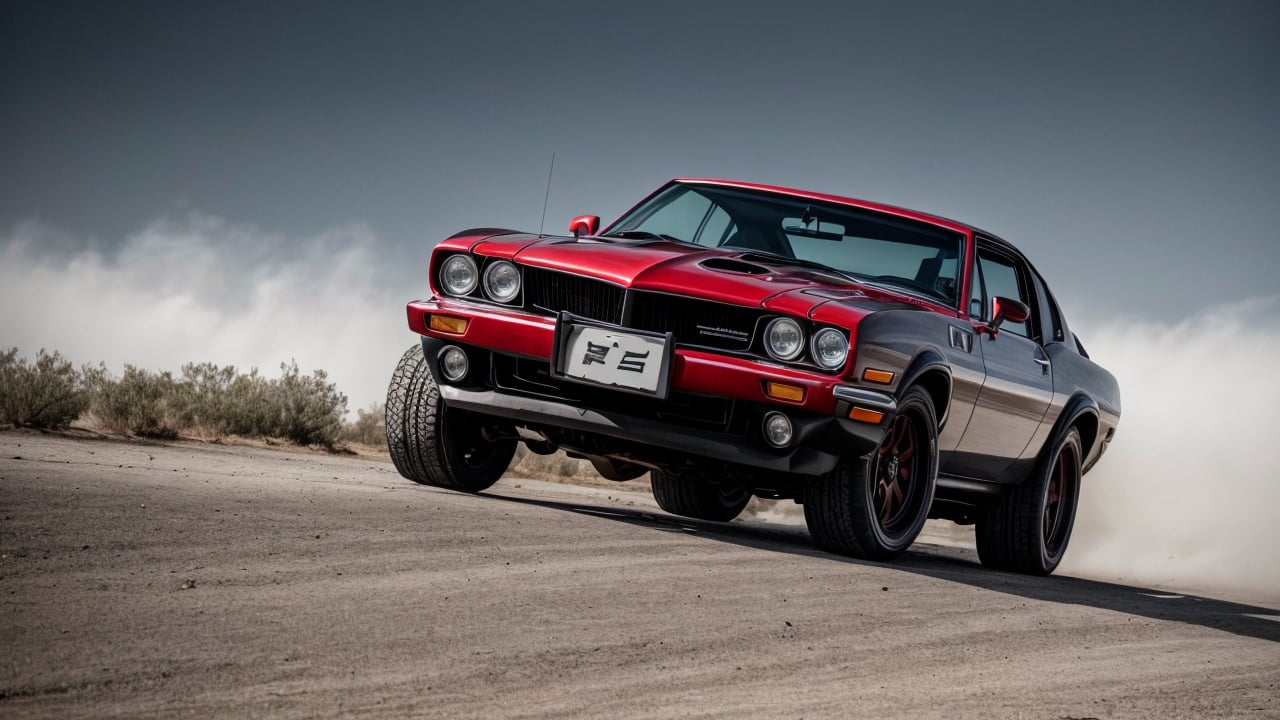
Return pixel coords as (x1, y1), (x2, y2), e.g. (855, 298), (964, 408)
(568, 215), (600, 239)
(985, 296), (1030, 337)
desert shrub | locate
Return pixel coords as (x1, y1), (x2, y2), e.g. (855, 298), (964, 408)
(0, 348), (93, 429)
(271, 361), (347, 448)
(178, 362), (238, 431)
(91, 365), (187, 439)
(341, 401), (386, 446)
(215, 369), (276, 436)
(1, 345), (357, 449)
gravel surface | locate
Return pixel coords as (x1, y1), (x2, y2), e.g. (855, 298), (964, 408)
(2, 432), (1277, 718)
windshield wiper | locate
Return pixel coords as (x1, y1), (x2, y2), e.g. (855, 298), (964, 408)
(601, 230), (688, 244)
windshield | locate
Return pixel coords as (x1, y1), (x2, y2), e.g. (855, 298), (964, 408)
(606, 183), (966, 306)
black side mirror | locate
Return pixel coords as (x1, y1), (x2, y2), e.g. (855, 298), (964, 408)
(568, 215), (600, 239)
(984, 296), (1030, 337)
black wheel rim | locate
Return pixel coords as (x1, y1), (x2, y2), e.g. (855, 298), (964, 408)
(1043, 441), (1080, 557)
(873, 411), (923, 536)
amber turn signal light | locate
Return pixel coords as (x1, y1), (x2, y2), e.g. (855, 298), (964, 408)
(428, 314), (469, 334)
(764, 381), (805, 402)
(862, 368), (895, 385)
(848, 406), (886, 424)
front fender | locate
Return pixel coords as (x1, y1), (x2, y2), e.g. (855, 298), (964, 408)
(898, 349), (953, 428)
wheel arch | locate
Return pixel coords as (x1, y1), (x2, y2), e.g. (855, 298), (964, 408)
(898, 350), (953, 429)
(1045, 393), (1100, 472)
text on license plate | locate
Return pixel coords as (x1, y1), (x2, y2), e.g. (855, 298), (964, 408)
(561, 325), (667, 394)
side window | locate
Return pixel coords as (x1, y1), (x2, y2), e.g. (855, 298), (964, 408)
(976, 250), (1030, 339)
(1032, 272), (1066, 343)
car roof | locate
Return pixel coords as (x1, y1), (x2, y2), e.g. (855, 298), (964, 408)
(676, 178), (1019, 253)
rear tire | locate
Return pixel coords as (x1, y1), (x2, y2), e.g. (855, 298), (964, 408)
(384, 343), (516, 492)
(976, 427), (1082, 575)
(651, 471), (751, 522)
(804, 386), (939, 560)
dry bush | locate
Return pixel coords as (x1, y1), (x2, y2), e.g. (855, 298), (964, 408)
(1, 346), (379, 453)
(82, 358), (347, 447)
(91, 365), (186, 439)
(178, 362), (238, 432)
(0, 348), (95, 429)
(219, 369), (277, 437)
(341, 401), (386, 446)
(272, 361), (347, 448)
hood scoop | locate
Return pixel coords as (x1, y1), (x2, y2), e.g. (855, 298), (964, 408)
(737, 252), (798, 267)
(700, 257), (770, 275)
(803, 288), (867, 300)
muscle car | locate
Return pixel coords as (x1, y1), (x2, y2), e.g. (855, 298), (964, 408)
(385, 179), (1121, 575)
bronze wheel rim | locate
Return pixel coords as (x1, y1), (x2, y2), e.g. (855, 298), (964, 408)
(1043, 442), (1079, 557)
(874, 413), (922, 535)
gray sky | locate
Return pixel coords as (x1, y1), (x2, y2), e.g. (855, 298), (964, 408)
(2, 0), (1277, 321)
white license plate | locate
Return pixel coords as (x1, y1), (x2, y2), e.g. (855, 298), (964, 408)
(559, 324), (669, 395)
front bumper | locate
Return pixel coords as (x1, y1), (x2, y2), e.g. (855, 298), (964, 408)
(408, 298), (893, 477)
(439, 384), (879, 476)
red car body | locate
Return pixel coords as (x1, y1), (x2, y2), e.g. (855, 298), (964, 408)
(389, 178), (1120, 574)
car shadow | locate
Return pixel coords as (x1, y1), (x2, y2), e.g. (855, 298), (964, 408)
(480, 489), (1280, 644)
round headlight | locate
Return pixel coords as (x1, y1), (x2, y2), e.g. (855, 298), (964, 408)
(764, 317), (805, 361)
(812, 327), (849, 370)
(439, 254), (479, 296)
(483, 260), (521, 303)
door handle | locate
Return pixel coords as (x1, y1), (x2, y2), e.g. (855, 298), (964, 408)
(1033, 357), (1050, 366)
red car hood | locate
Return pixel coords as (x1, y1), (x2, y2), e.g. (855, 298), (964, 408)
(463, 232), (940, 320)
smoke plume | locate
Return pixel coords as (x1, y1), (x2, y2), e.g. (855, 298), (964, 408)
(0, 215), (417, 413)
(1061, 299), (1280, 604)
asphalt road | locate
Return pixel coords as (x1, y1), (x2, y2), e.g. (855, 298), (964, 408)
(2, 432), (1277, 719)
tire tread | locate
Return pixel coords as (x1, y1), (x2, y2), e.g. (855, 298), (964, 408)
(384, 343), (514, 492)
(651, 471), (750, 522)
(803, 385), (938, 561)
(976, 427), (1081, 575)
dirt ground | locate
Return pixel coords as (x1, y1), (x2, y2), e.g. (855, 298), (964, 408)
(2, 432), (1277, 719)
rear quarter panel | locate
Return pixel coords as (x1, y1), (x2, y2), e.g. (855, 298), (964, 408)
(1038, 343), (1122, 473)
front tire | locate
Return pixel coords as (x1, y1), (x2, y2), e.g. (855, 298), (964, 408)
(651, 471), (751, 522)
(975, 427), (1082, 575)
(385, 343), (516, 492)
(804, 386), (939, 560)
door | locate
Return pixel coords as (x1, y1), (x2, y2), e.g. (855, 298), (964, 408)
(943, 244), (1053, 480)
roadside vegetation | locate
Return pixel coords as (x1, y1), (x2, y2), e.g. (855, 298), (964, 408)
(0, 348), (379, 451)
(0, 347), (609, 483)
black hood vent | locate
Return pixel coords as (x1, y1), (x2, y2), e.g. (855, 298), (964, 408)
(700, 257), (770, 275)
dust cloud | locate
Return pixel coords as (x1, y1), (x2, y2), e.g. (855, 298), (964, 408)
(0, 215), (417, 412)
(1061, 299), (1280, 603)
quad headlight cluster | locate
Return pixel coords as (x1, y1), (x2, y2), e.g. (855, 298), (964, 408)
(438, 254), (522, 304)
(764, 317), (848, 370)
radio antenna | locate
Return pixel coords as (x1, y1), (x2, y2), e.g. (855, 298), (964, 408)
(538, 152), (556, 236)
